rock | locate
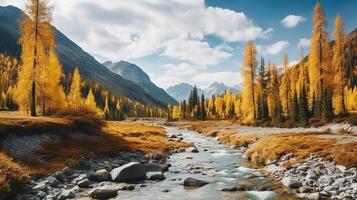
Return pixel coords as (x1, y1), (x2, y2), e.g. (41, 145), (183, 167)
(187, 147), (199, 153)
(146, 172), (165, 180)
(37, 191), (46, 198)
(77, 178), (92, 188)
(72, 174), (87, 184)
(62, 167), (73, 176)
(161, 188), (170, 192)
(111, 162), (162, 182)
(282, 176), (302, 188)
(336, 165), (346, 172)
(265, 164), (285, 174)
(89, 188), (118, 199)
(306, 170), (318, 180)
(162, 163), (172, 172)
(318, 176), (334, 186)
(58, 190), (75, 200)
(280, 153), (294, 162)
(47, 176), (60, 187)
(170, 135), (177, 138)
(297, 165), (309, 171)
(32, 181), (48, 191)
(94, 169), (111, 182)
(296, 192), (320, 200)
(183, 178), (208, 187)
(119, 185), (135, 191)
(221, 186), (239, 191)
(299, 186), (311, 193)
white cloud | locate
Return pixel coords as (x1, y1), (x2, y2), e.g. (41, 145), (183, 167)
(298, 38), (310, 48)
(266, 40), (289, 55)
(162, 39), (231, 66)
(192, 71), (242, 88)
(152, 76), (183, 89)
(2, 0), (271, 62)
(164, 63), (200, 76)
(281, 15), (305, 28)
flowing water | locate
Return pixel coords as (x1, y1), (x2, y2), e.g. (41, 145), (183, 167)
(117, 125), (297, 200)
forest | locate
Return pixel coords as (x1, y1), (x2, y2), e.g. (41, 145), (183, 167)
(169, 3), (357, 127)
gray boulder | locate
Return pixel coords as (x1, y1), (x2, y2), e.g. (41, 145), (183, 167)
(94, 169), (111, 182)
(111, 162), (162, 182)
(77, 178), (92, 188)
(183, 178), (208, 187)
(146, 172), (165, 180)
(282, 176), (302, 188)
(58, 190), (75, 200)
(187, 147), (199, 153)
(296, 192), (320, 200)
(89, 188), (118, 199)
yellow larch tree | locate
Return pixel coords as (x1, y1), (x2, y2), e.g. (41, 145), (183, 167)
(308, 2), (332, 101)
(280, 54), (291, 115)
(332, 14), (347, 114)
(241, 41), (258, 122)
(85, 88), (99, 113)
(67, 68), (84, 111)
(15, 0), (54, 116)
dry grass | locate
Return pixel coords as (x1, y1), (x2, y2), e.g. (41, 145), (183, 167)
(0, 152), (29, 196)
(216, 130), (257, 147)
(0, 112), (188, 194)
(244, 132), (357, 168)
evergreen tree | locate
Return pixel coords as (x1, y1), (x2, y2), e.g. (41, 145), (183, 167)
(67, 68), (84, 111)
(299, 86), (310, 127)
(201, 94), (206, 120)
(291, 90), (300, 122)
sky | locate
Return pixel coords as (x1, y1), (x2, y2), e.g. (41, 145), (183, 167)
(1, 0), (357, 89)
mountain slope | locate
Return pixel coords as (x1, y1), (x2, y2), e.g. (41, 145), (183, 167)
(166, 82), (239, 102)
(105, 61), (178, 105)
(0, 5), (165, 107)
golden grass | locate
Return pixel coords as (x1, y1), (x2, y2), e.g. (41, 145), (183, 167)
(0, 152), (29, 195)
(244, 132), (357, 168)
(216, 130), (257, 147)
(0, 112), (188, 194)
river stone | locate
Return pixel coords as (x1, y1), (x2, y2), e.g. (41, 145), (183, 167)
(187, 147), (199, 153)
(306, 170), (318, 180)
(280, 153), (294, 162)
(58, 190), (75, 200)
(183, 178), (208, 187)
(296, 192), (320, 200)
(146, 172), (165, 180)
(221, 186), (239, 191)
(62, 167), (73, 176)
(47, 176), (60, 187)
(94, 169), (111, 181)
(282, 176), (302, 188)
(89, 188), (118, 199)
(111, 162), (162, 182)
(77, 178), (91, 188)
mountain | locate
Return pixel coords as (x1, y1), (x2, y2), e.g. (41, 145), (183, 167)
(204, 82), (239, 98)
(166, 82), (239, 102)
(0, 5), (165, 107)
(104, 61), (178, 105)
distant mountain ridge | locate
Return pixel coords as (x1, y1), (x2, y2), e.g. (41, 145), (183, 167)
(0, 5), (165, 107)
(104, 61), (178, 105)
(166, 82), (240, 102)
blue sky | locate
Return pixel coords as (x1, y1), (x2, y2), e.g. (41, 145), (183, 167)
(1, 0), (357, 89)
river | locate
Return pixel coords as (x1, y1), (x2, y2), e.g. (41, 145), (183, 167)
(116, 125), (297, 200)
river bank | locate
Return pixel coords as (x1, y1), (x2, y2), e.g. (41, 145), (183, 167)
(169, 120), (357, 200)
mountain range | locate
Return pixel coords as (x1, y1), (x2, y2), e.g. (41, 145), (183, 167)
(166, 82), (240, 102)
(103, 61), (177, 105)
(0, 5), (166, 107)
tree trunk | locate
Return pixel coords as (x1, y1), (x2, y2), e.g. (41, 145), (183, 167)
(31, 0), (40, 117)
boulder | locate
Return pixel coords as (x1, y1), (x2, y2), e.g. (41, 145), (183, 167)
(47, 176), (60, 187)
(62, 167), (73, 176)
(221, 186), (239, 191)
(183, 178), (208, 187)
(77, 178), (92, 188)
(282, 176), (302, 188)
(146, 172), (165, 180)
(58, 190), (75, 200)
(72, 174), (87, 184)
(111, 162), (162, 182)
(89, 188), (118, 199)
(94, 169), (111, 182)
(280, 153), (294, 162)
(162, 163), (172, 172)
(187, 147), (199, 153)
(296, 192), (320, 200)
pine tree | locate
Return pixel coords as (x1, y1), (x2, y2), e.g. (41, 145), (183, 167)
(299, 86), (310, 127)
(332, 14), (347, 114)
(201, 94), (206, 120)
(280, 54), (291, 116)
(291, 90), (300, 122)
(85, 88), (99, 113)
(241, 41), (258, 122)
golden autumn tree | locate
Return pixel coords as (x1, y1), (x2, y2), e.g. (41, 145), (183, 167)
(280, 54), (291, 115)
(67, 68), (84, 111)
(15, 0), (55, 116)
(308, 2), (332, 106)
(85, 88), (99, 113)
(241, 41), (258, 122)
(332, 14), (347, 114)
